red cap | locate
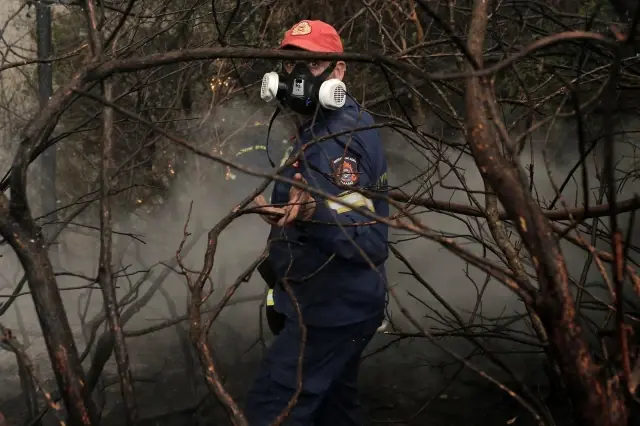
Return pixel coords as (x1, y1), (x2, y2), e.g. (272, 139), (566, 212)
(280, 20), (343, 53)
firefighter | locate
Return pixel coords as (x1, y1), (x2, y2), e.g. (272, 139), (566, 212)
(245, 20), (389, 425)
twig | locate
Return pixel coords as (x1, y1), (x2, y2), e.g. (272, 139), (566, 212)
(0, 324), (66, 425)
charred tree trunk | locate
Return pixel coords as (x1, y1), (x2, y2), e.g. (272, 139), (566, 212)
(464, 0), (629, 425)
(0, 193), (98, 426)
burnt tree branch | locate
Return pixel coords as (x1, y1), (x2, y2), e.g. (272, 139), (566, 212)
(87, 0), (138, 421)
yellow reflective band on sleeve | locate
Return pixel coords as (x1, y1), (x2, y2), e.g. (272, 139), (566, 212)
(236, 145), (267, 156)
(327, 191), (375, 214)
(266, 289), (275, 306)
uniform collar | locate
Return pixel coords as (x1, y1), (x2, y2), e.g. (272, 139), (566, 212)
(297, 96), (357, 136)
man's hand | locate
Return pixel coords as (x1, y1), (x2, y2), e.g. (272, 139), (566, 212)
(252, 194), (283, 225)
(252, 173), (316, 227)
(277, 173), (316, 226)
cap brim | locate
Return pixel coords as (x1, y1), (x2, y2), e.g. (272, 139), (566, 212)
(280, 40), (313, 51)
(280, 39), (339, 53)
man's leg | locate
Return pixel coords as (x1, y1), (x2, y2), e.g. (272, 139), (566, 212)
(244, 365), (321, 425)
(245, 317), (379, 425)
(313, 315), (381, 426)
(313, 353), (361, 425)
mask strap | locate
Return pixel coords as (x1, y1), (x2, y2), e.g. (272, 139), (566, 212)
(265, 106), (281, 167)
(321, 62), (337, 79)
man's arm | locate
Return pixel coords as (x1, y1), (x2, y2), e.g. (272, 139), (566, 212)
(298, 130), (388, 266)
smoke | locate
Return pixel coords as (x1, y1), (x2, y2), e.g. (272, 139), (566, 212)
(0, 96), (638, 424)
(372, 111), (640, 403)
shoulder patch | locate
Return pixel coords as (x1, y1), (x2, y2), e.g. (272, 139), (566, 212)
(332, 156), (359, 186)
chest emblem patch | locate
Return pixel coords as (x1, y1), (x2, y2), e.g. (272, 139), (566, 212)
(332, 156), (359, 186)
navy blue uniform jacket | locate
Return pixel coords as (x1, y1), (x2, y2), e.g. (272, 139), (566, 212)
(267, 98), (389, 327)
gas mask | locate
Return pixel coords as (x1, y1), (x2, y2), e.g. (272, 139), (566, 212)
(260, 62), (347, 115)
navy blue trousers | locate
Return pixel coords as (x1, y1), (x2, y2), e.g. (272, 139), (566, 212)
(244, 314), (381, 425)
